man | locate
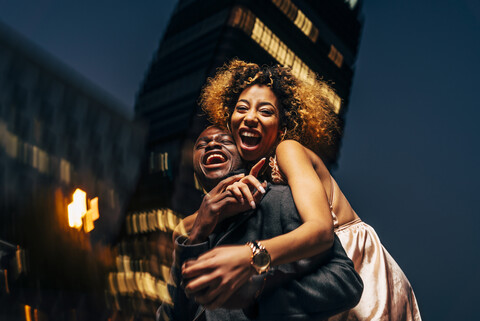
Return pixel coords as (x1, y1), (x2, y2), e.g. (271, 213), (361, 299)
(157, 126), (362, 320)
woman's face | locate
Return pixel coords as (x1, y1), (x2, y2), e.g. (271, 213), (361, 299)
(230, 84), (282, 162)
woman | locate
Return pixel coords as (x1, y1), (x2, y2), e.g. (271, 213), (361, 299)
(183, 60), (421, 320)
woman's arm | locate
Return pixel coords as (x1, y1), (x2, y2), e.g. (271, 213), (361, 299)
(260, 139), (334, 265)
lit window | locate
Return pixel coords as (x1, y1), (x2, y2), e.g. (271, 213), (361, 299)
(60, 158), (71, 183)
(299, 64), (308, 81)
(1, 120), (52, 174)
(292, 57), (301, 75)
(251, 19), (263, 43)
(270, 35), (279, 56)
(320, 86), (342, 114)
(271, 0), (319, 42)
(328, 45), (344, 68)
(31, 145), (39, 169)
(127, 208), (183, 235)
(277, 42), (287, 63)
(229, 7), (342, 114)
(5, 130), (19, 159)
(261, 27), (272, 48)
(37, 149), (49, 174)
(149, 151), (169, 173)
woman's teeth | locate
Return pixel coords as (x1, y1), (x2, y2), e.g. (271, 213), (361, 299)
(242, 132), (259, 138)
(241, 132), (261, 146)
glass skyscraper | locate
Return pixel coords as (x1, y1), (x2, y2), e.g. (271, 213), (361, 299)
(133, 0), (363, 215)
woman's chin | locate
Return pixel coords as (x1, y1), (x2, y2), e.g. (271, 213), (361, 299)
(239, 147), (263, 162)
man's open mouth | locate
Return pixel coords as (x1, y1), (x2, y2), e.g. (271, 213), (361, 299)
(203, 152), (227, 165)
(240, 130), (261, 147)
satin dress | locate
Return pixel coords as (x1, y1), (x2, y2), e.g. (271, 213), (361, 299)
(269, 157), (422, 320)
(327, 175), (421, 321)
(328, 218), (421, 321)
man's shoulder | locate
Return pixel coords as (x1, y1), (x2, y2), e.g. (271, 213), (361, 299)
(260, 184), (297, 217)
(261, 184), (294, 206)
(264, 183), (292, 196)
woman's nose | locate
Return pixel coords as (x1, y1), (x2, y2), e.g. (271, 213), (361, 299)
(244, 110), (258, 126)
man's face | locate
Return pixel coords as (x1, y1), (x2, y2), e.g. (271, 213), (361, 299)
(193, 127), (243, 191)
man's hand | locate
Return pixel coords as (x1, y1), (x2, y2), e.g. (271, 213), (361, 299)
(182, 244), (255, 310)
(187, 174), (244, 244)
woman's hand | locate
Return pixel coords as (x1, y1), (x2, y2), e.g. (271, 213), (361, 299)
(182, 245), (254, 310)
(222, 158), (267, 213)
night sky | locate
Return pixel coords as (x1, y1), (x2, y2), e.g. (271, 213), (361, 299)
(1, 0), (479, 320)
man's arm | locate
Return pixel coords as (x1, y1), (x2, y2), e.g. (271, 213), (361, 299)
(158, 172), (265, 319)
(157, 236), (209, 321)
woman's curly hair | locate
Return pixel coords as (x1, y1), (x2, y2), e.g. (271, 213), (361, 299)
(199, 59), (340, 155)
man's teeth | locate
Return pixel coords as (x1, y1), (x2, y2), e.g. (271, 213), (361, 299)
(241, 132), (260, 138)
(206, 153), (226, 164)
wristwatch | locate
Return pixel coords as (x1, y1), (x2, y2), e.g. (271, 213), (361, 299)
(246, 241), (271, 274)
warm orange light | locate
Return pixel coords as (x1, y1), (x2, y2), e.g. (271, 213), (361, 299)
(84, 197), (99, 233)
(68, 189), (86, 229)
(24, 305), (32, 321)
(67, 189), (99, 232)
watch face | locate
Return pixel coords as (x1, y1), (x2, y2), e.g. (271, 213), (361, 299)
(253, 251), (270, 268)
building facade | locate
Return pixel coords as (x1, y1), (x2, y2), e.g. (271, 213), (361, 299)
(0, 22), (146, 320)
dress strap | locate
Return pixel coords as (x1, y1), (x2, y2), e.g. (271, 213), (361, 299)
(329, 176), (339, 229)
(268, 156), (287, 184)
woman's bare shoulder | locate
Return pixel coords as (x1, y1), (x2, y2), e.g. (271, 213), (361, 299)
(276, 139), (308, 156)
(276, 140), (323, 163)
(276, 140), (329, 177)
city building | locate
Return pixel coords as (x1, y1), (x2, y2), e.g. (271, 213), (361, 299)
(0, 21), (146, 320)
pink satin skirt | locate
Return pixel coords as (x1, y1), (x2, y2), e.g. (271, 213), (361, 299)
(328, 219), (422, 321)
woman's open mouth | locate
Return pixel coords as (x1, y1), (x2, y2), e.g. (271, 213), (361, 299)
(239, 130), (261, 149)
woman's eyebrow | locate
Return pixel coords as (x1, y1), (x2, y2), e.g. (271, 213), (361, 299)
(258, 101), (277, 108)
(238, 99), (276, 108)
(237, 99), (250, 104)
